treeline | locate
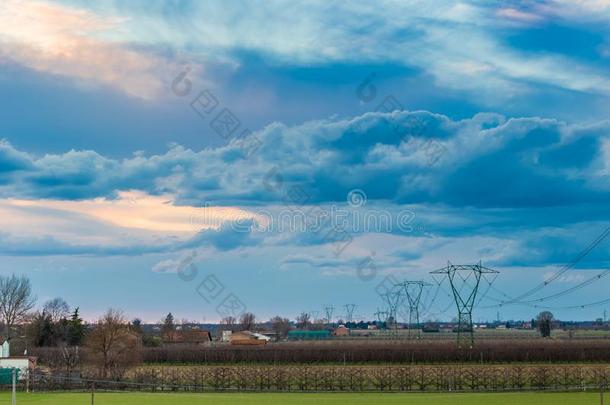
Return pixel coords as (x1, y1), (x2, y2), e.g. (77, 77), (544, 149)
(135, 340), (610, 363)
(31, 339), (610, 365)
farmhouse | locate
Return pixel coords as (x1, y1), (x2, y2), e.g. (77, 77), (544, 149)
(230, 331), (269, 345)
(162, 330), (212, 345)
(0, 339), (37, 381)
(334, 325), (349, 337)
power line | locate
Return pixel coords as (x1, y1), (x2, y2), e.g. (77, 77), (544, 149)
(480, 268), (610, 309)
(521, 269), (610, 304)
(496, 227), (610, 305)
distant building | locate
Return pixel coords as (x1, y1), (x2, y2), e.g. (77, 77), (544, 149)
(423, 322), (440, 333)
(230, 331), (268, 345)
(162, 330), (212, 345)
(0, 338), (36, 381)
(334, 325), (349, 337)
(221, 330), (232, 342)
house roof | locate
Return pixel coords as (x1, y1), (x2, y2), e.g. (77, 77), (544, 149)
(163, 330), (211, 343)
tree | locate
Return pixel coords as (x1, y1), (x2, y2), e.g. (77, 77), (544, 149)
(67, 307), (85, 346)
(131, 318), (143, 335)
(0, 274), (36, 340)
(29, 311), (54, 347)
(309, 319), (327, 331)
(161, 313), (175, 340)
(220, 316), (236, 326)
(537, 311), (554, 338)
(43, 297), (70, 322)
(85, 309), (141, 379)
(240, 312), (256, 331)
(270, 316), (291, 340)
(219, 316), (237, 333)
(296, 312), (311, 329)
(27, 306), (83, 347)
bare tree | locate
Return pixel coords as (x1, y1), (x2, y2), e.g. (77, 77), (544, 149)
(309, 319), (327, 331)
(240, 312), (256, 331)
(296, 312), (311, 329)
(219, 316), (237, 332)
(221, 316), (236, 326)
(59, 343), (80, 376)
(43, 297), (70, 322)
(85, 309), (141, 379)
(270, 316), (291, 341)
(0, 274), (36, 340)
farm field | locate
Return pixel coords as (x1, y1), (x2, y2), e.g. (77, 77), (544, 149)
(0, 391), (605, 405)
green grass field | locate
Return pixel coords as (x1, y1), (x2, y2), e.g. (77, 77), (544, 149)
(0, 391), (604, 404)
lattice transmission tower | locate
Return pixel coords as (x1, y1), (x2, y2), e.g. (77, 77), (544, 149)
(344, 304), (357, 323)
(380, 289), (403, 330)
(374, 308), (389, 327)
(323, 305), (334, 324)
(395, 280), (431, 336)
(430, 261), (499, 347)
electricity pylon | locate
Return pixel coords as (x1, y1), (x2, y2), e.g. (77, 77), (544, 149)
(374, 308), (389, 325)
(344, 304), (357, 323)
(430, 261), (499, 347)
(323, 305), (334, 324)
(395, 280), (431, 337)
(380, 289), (403, 331)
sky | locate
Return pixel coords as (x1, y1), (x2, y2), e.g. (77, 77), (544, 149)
(1, 0), (610, 323)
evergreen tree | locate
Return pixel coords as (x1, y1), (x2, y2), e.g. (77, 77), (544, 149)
(67, 307), (85, 346)
(162, 313), (175, 339)
(30, 312), (54, 347)
(536, 311), (554, 338)
(131, 318), (143, 334)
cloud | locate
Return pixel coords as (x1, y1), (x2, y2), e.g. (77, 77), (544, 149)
(66, 0), (610, 102)
(0, 0), (185, 99)
(496, 8), (545, 24)
(0, 110), (608, 209)
(0, 139), (32, 174)
(1, 109), (609, 259)
(4, 1), (610, 107)
(0, 190), (262, 256)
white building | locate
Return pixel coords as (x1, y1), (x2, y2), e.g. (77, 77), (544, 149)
(0, 340), (37, 381)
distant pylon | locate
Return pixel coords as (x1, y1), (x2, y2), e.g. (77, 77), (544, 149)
(430, 261), (499, 348)
(380, 289), (403, 330)
(374, 308), (389, 327)
(323, 305), (334, 324)
(344, 304), (356, 323)
(395, 280), (431, 337)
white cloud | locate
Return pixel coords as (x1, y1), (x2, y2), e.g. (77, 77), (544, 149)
(78, 0), (610, 100)
(4, 1), (610, 103)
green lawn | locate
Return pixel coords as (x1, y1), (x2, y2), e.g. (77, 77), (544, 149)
(0, 391), (604, 404)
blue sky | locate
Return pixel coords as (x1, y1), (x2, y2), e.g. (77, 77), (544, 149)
(1, 0), (610, 323)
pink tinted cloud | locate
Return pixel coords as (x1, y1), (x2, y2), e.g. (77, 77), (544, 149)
(0, 0), (181, 99)
(496, 7), (545, 24)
